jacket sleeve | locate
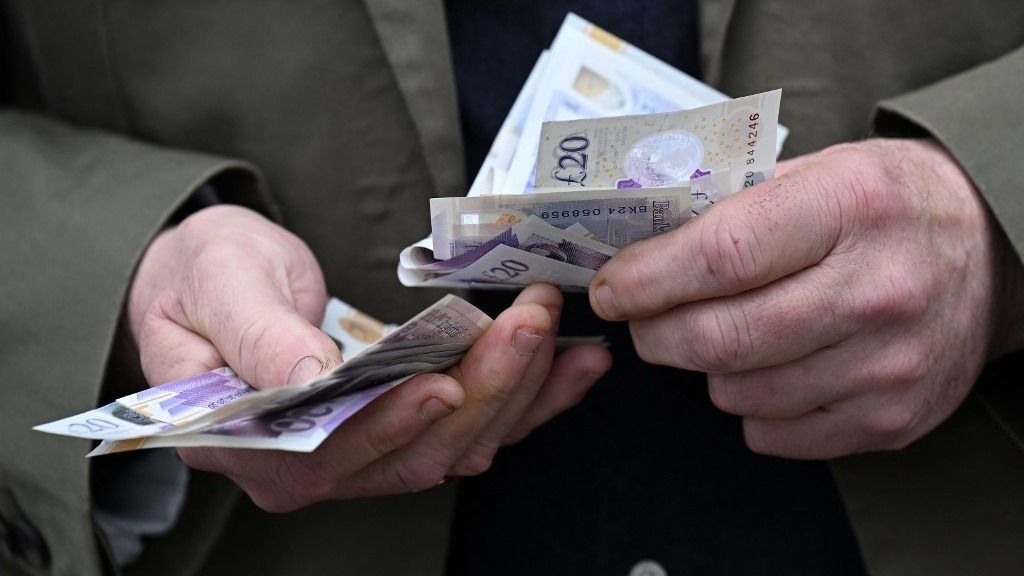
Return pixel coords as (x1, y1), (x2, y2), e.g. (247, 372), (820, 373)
(0, 110), (272, 576)
(873, 45), (1024, 260)
(833, 46), (1024, 576)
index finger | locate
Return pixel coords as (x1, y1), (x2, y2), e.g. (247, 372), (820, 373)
(358, 298), (553, 486)
(590, 168), (840, 320)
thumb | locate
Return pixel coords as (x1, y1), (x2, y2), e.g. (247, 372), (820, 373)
(195, 283), (342, 390)
(139, 270), (341, 390)
(139, 292), (340, 390)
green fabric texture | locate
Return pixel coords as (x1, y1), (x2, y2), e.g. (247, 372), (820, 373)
(874, 47), (1024, 262)
(0, 111), (266, 575)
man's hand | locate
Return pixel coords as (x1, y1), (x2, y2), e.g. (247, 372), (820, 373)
(129, 205), (611, 511)
(589, 139), (1024, 459)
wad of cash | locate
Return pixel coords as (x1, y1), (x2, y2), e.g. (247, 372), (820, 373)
(399, 14), (785, 290)
(36, 295), (490, 455)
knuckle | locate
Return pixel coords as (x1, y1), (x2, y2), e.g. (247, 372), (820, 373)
(605, 243), (664, 315)
(247, 488), (304, 514)
(502, 429), (530, 446)
(176, 448), (218, 472)
(560, 377), (594, 409)
(742, 422), (778, 456)
(853, 269), (930, 324)
(190, 239), (249, 274)
(629, 321), (667, 365)
(699, 216), (762, 291)
(882, 433), (917, 452)
(274, 456), (334, 503)
(828, 148), (907, 228)
(884, 348), (930, 390)
(707, 378), (744, 415)
(864, 404), (919, 440)
(386, 444), (451, 492)
(633, 341), (661, 366)
(452, 442), (499, 477)
(686, 306), (750, 372)
(630, 318), (693, 370)
(391, 458), (447, 493)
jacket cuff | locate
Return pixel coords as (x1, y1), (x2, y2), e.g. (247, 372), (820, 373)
(872, 45), (1024, 261)
(0, 110), (271, 575)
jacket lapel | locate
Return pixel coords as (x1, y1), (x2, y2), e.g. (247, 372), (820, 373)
(362, 0), (466, 197)
(697, 0), (737, 86)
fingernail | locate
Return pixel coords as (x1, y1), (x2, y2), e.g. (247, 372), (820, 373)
(286, 355), (323, 387)
(419, 397), (455, 423)
(513, 327), (547, 356)
(594, 284), (621, 318)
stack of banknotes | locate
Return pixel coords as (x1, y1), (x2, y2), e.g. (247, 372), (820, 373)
(36, 296), (490, 454)
(398, 13), (786, 290)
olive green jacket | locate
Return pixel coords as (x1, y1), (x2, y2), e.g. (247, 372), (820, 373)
(1, 1), (1022, 575)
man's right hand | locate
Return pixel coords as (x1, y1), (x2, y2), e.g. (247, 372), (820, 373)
(128, 205), (610, 511)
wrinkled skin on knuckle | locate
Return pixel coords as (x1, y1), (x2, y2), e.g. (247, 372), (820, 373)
(687, 306), (750, 372)
(699, 216), (763, 292)
(867, 150), (928, 232)
(817, 144), (897, 232)
(851, 267), (931, 327)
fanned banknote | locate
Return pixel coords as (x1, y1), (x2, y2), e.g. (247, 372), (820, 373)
(502, 15), (787, 195)
(400, 215), (619, 289)
(417, 216), (616, 272)
(430, 183), (705, 261)
(467, 51), (550, 197)
(321, 297), (395, 358)
(87, 379), (403, 455)
(35, 295), (491, 454)
(400, 243), (602, 290)
(535, 90), (780, 191)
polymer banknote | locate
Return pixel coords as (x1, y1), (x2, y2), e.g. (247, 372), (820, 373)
(399, 215), (619, 289)
(431, 186), (688, 260)
(534, 90), (781, 191)
(418, 215), (616, 271)
(501, 16), (787, 195)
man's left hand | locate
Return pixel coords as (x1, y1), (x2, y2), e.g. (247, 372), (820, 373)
(590, 138), (1024, 459)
